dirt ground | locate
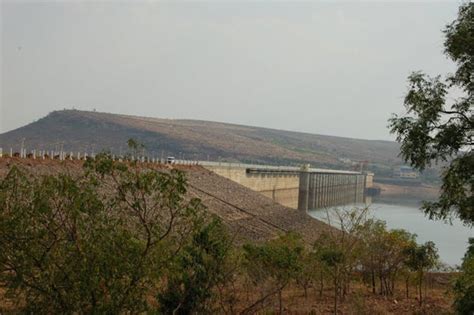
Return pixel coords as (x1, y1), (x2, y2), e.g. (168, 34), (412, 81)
(1, 276), (455, 314)
(227, 273), (455, 314)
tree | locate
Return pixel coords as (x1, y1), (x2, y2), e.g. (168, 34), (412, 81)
(242, 232), (304, 314)
(157, 219), (233, 314)
(0, 153), (221, 313)
(454, 238), (474, 314)
(318, 242), (345, 315)
(388, 3), (473, 225)
(404, 241), (439, 306)
(320, 208), (368, 298)
(358, 219), (417, 296)
(295, 247), (322, 301)
(313, 208), (369, 314)
(357, 219), (387, 295)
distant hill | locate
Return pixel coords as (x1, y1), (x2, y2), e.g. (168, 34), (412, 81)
(0, 110), (402, 172)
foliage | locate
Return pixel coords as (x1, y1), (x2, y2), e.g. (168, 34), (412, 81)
(317, 242), (345, 314)
(0, 154), (226, 313)
(404, 241), (439, 305)
(242, 232), (304, 314)
(157, 219), (233, 315)
(0, 153), (454, 313)
(454, 238), (474, 314)
(358, 219), (417, 296)
(316, 207), (440, 310)
(315, 208), (370, 314)
(388, 3), (473, 225)
(295, 245), (323, 300)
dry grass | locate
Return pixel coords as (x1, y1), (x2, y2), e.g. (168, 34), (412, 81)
(0, 276), (455, 314)
(226, 275), (454, 314)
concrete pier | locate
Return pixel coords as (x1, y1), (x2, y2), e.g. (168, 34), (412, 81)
(203, 162), (373, 210)
(296, 172), (369, 211)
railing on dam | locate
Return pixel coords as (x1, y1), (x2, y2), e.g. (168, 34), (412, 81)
(199, 161), (362, 175)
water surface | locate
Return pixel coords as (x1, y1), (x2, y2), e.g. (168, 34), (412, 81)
(308, 203), (473, 267)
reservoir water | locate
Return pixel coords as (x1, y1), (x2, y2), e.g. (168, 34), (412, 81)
(308, 203), (473, 267)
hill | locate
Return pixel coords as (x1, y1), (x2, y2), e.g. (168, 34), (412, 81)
(0, 110), (402, 172)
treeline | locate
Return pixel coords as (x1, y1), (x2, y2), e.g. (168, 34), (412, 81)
(0, 154), (470, 314)
(241, 210), (439, 314)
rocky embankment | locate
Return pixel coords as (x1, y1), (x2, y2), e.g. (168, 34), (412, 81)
(0, 158), (332, 243)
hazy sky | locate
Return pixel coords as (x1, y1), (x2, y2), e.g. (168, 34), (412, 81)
(1, 1), (461, 140)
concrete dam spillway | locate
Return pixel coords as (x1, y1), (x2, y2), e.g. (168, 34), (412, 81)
(202, 163), (374, 211)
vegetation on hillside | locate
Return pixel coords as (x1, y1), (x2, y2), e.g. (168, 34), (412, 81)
(0, 108), (404, 173)
(0, 154), (450, 313)
(0, 154), (231, 313)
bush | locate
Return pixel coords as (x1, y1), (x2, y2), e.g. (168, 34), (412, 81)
(242, 232), (304, 314)
(157, 219), (233, 314)
(454, 238), (474, 314)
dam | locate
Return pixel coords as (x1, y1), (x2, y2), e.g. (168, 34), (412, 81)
(0, 150), (373, 211)
(202, 162), (373, 211)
